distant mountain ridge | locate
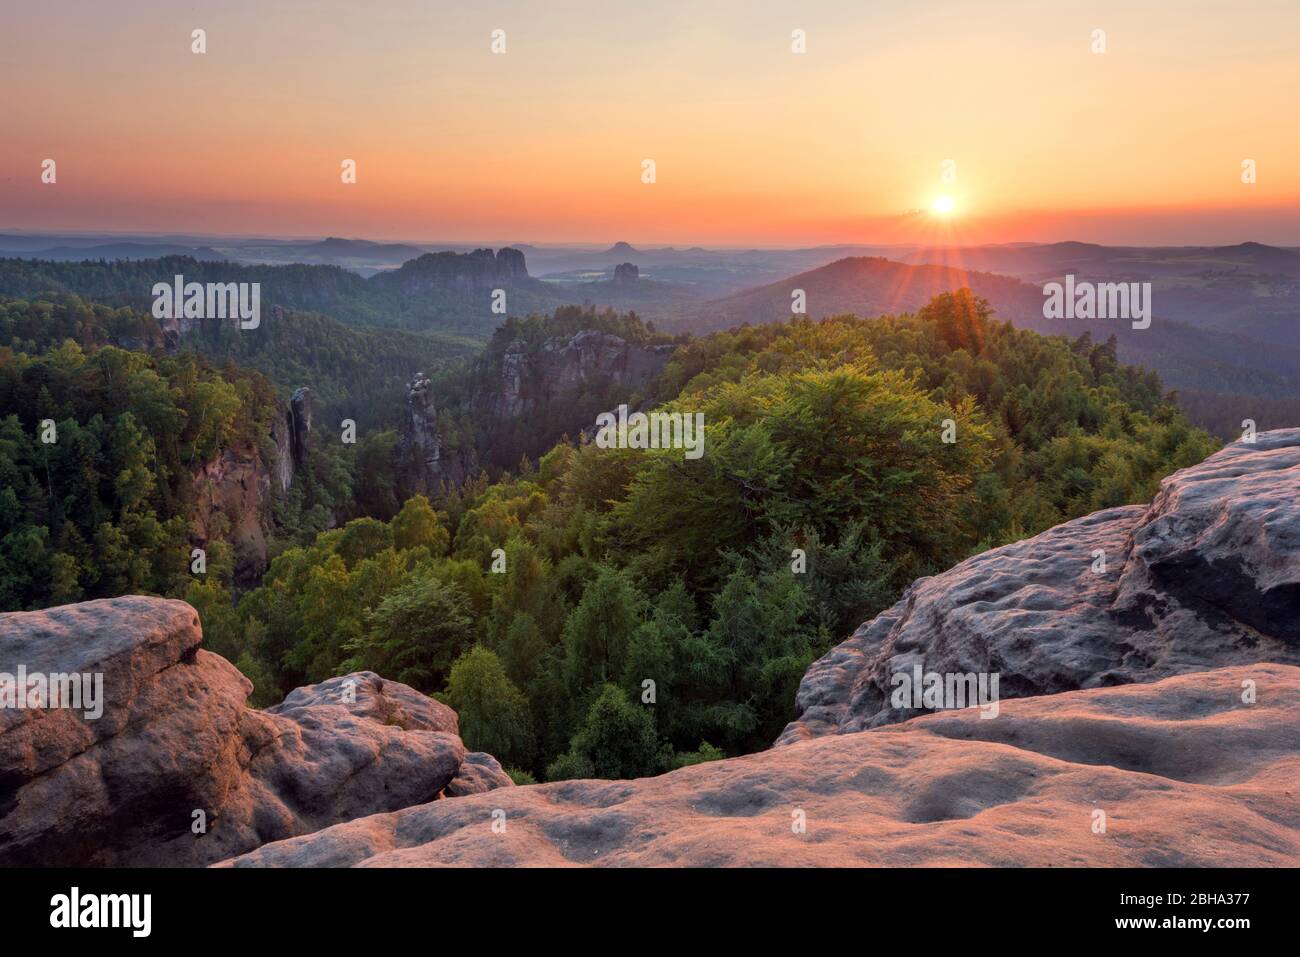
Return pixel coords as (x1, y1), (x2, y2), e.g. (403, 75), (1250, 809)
(10, 242), (229, 263)
(681, 255), (1300, 414)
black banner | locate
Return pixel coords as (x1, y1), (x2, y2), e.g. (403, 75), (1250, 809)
(0, 867), (1290, 943)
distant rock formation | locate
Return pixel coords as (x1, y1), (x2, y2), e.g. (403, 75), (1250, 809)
(490, 329), (674, 420)
(776, 429), (1300, 744)
(221, 664), (1300, 866)
(613, 262), (640, 283)
(192, 387), (312, 582)
(269, 386), (313, 495)
(270, 411), (294, 494)
(398, 371), (474, 493)
(289, 386), (314, 468)
(379, 247), (530, 294)
(0, 597), (509, 867)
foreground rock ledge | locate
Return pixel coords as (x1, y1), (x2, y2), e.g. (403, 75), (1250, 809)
(220, 665), (1300, 867)
(0, 597), (509, 867)
(778, 429), (1300, 745)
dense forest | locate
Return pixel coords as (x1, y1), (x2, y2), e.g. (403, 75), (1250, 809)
(0, 297), (423, 605)
(0, 303), (273, 607)
(170, 292), (1218, 780)
(2, 286), (1218, 781)
(0, 287), (478, 429)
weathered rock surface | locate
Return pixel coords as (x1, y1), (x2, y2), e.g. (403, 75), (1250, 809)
(444, 752), (515, 798)
(0, 598), (472, 867)
(777, 430), (1300, 745)
(220, 664), (1300, 867)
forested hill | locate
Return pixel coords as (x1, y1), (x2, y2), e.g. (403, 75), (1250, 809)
(192, 291), (1218, 780)
(0, 294), (479, 431)
(0, 254), (561, 336)
(686, 256), (1300, 417)
(0, 252), (663, 337)
(0, 295), (475, 607)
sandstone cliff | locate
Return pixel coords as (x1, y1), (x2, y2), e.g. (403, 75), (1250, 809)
(378, 248), (529, 296)
(491, 329), (673, 420)
(191, 388), (313, 584)
(191, 444), (272, 585)
(397, 371), (475, 492)
(398, 328), (675, 491)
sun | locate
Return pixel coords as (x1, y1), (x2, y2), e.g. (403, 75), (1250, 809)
(931, 194), (956, 216)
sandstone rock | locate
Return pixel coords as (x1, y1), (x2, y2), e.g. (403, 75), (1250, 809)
(266, 671), (458, 735)
(776, 430), (1300, 744)
(219, 664), (1300, 867)
(613, 262), (639, 283)
(444, 752), (515, 797)
(0, 598), (468, 867)
(495, 247), (528, 279)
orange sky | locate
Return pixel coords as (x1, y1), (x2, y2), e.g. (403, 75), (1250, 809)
(3, 0), (1298, 245)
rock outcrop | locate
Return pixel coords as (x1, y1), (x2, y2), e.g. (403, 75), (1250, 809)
(0, 597), (484, 867)
(289, 386), (314, 469)
(444, 752), (515, 797)
(613, 262), (640, 283)
(220, 664), (1300, 867)
(398, 371), (474, 492)
(192, 444), (272, 585)
(492, 329), (673, 419)
(399, 329), (675, 491)
(197, 386), (310, 577)
(776, 429), (1300, 744)
(270, 409), (295, 494)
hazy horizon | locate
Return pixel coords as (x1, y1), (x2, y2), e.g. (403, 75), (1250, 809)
(4, 228), (1299, 254)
